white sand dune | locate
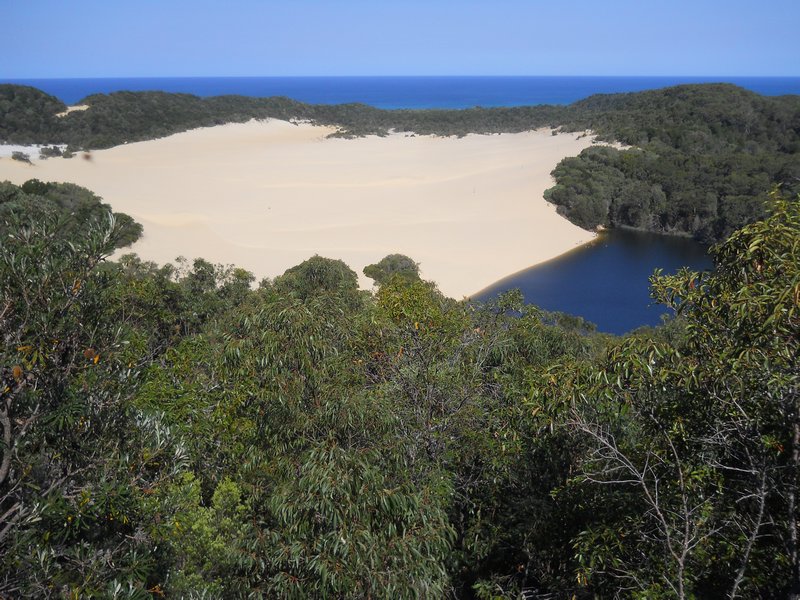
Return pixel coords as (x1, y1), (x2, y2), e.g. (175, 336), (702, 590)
(0, 119), (597, 298)
(55, 105), (90, 118)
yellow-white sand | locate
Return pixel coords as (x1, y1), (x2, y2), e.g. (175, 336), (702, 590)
(0, 119), (597, 298)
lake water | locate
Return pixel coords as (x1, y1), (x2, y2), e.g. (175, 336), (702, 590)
(474, 229), (713, 335)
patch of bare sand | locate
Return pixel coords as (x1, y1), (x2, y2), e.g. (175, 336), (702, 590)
(0, 119), (597, 298)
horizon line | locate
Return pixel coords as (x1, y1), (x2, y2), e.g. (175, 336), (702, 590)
(4, 74), (800, 80)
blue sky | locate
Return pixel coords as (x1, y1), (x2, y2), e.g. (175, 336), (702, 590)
(3, 0), (798, 77)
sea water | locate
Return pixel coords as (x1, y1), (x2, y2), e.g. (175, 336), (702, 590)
(4, 76), (800, 108)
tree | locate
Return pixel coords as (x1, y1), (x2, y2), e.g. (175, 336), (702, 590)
(10, 151), (31, 164)
(569, 190), (800, 598)
(39, 146), (63, 159)
(264, 443), (452, 598)
(0, 209), (160, 596)
(1, 180), (142, 248)
(363, 253), (421, 286)
(273, 254), (361, 304)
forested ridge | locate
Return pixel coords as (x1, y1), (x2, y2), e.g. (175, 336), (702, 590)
(546, 85), (800, 242)
(2, 82), (798, 243)
(1, 179), (799, 598)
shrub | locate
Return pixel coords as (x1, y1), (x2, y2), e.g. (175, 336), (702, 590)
(39, 145), (63, 159)
(10, 151), (32, 163)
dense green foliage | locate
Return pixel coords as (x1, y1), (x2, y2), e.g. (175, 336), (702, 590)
(2, 177), (798, 597)
(0, 180), (142, 248)
(0, 85), (67, 144)
(563, 190), (800, 598)
(546, 85), (800, 242)
(363, 253), (421, 286)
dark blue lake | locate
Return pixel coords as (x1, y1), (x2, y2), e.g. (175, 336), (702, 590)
(474, 229), (713, 335)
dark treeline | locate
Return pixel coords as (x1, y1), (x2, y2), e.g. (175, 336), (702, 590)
(546, 85), (800, 242)
(1, 181), (798, 598)
(0, 84), (567, 148)
(2, 83), (799, 243)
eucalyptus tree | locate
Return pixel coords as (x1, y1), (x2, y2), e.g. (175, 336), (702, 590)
(0, 209), (174, 597)
(363, 254), (421, 286)
(569, 191), (799, 598)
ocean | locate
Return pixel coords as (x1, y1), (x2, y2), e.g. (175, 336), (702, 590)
(4, 76), (800, 108)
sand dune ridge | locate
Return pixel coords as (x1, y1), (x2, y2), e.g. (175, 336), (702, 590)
(0, 119), (597, 298)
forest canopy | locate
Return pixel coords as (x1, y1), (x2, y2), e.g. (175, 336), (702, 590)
(0, 179), (798, 597)
(0, 179), (141, 247)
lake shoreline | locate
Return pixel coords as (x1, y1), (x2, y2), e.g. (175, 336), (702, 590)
(475, 228), (713, 333)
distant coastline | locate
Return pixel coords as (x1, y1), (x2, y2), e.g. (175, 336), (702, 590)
(4, 75), (800, 108)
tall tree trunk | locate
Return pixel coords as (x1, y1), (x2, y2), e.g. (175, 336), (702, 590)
(789, 418), (800, 599)
(0, 401), (11, 488)
(730, 468), (768, 599)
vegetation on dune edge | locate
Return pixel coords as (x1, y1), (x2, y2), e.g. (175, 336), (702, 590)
(2, 82), (798, 243)
(1, 177), (798, 597)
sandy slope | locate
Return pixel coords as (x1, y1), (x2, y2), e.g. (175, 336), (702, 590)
(0, 119), (596, 298)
